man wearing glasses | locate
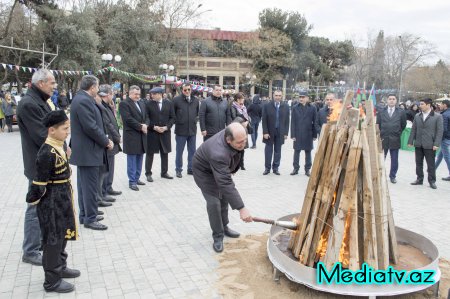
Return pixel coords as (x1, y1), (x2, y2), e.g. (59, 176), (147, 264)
(173, 83), (200, 178)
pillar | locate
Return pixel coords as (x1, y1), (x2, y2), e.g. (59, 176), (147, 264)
(250, 85), (255, 97)
(219, 75), (224, 86)
(282, 79), (286, 100)
(269, 80), (273, 98)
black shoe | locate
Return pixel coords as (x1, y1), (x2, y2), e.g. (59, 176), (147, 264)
(290, 170), (299, 175)
(442, 176), (450, 181)
(263, 169), (270, 175)
(273, 170), (280, 175)
(187, 170), (193, 175)
(84, 222), (108, 230)
(390, 178), (397, 184)
(224, 227), (240, 238)
(430, 182), (437, 189)
(45, 280), (75, 293)
(213, 240), (224, 253)
(240, 166), (246, 170)
(22, 254), (42, 266)
(98, 200), (112, 207)
(107, 190), (122, 196)
(97, 210), (104, 215)
(103, 196), (116, 202)
(410, 180), (423, 185)
(161, 173), (173, 179)
(129, 185), (139, 191)
(176, 171), (182, 178)
(96, 215), (104, 222)
(61, 268), (81, 278)
(137, 180), (146, 185)
(146, 175), (153, 182)
(305, 170), (311, 177)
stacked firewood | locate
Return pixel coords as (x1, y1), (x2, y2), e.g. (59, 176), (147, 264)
(288, 91), (398, 271)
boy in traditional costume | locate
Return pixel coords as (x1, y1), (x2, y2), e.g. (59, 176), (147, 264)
(26, 110), (80, 293)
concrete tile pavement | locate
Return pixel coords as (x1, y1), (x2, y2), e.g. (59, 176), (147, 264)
(0, 126), (449, 298)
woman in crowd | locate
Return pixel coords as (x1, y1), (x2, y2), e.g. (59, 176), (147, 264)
(229, 92), (251, 170)
(406, 103), (419, 122)
(0, 94), (5, 132)
(1, 92), (17, 133)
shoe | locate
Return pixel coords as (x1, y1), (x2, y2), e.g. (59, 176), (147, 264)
(61, 268), (81, 278)
(442, 176), (450, 181)
(98, 200), (112, 207)
(224, 227), (240, 238)
(290, 170), (299, 175)
(240, 166), (246, 170)
(96, 215), (104, 222)
(45, 280), (74, 293)
(187, 170), (193, 175)
(22, 254), (42, 266)
(390, 178), (397, 184)
(429, 182), (437, 189)
(146, 175), (153, 182)
(213, 240), (224, 253)
(263, 169), (270, 175)
(129, 185), (139, 191)
(250, 145), (256, 149)
(273, 170), (280, 175)
(103, 196), (116, 202)
(176, 171), (182, 178)
(107, 190), (122, 196)
(161, 173), (173, 179)
(137, 180), (146, 185)
(410, 180), (423, 185)
(305, 170), (311, 177)
(84, 222), (108, 230)
(97, 210), (104, 215)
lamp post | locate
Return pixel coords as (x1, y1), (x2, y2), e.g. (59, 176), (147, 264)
(101, 53), (122, 84)
(159, 63), (175, 95)
(398, 36), (404, 102)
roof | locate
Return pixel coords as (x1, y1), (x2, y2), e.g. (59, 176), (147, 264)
(174, 28), (258, 41)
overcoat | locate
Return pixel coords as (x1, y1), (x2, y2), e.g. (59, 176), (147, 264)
(290, 103), (319, 151)
(119, 98), (147, 155)
(145, 99), (175, 154)
(376, 107), (407, 150)
(261, 100), (290, 145)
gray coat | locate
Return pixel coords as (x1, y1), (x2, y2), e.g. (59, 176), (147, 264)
(376, 107), (407, 150)
(1, 99), (16, 116)
(408, 111), (444, 149)
(199, 96), (230, 138)
(192, 129), (244, 210)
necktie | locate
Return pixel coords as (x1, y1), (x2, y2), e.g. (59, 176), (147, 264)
(275, 103), (280, 129)
(389, 108), (393, 117)
(135, 102), (141, 113)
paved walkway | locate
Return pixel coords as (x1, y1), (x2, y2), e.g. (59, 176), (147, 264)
(0, 126), (449, 298)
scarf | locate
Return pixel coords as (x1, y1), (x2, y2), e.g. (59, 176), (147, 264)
(232, 101), (249, 120)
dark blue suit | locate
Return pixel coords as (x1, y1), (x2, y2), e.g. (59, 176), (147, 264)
(70, 90), (109, 224)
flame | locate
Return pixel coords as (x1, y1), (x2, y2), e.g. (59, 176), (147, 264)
(315, 191), (338, 262)
(338, 213), (351, 268)
(328, 100), (343, 122)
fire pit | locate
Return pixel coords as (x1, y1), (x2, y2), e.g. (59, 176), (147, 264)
(268, 213), (441, 298)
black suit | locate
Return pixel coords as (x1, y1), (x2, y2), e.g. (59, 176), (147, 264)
(261, 100), (290, 171)
(145, 99), (175, 176)
(70, 90), (109, 225)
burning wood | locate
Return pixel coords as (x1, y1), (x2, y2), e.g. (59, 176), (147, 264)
(289, 90), (398, 271)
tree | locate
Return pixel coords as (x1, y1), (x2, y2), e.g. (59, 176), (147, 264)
(368, 30), (385, 88)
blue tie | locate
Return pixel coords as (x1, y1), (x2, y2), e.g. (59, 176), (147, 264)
(275, 102), (280, 129)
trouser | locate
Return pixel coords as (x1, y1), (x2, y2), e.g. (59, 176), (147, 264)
(145, 152), (168, 176)
(436, 139), (450, 175)
(0, 118), (4, 130)
(126, 154), (143, 185)
(42, 240), (68, 291)
(251, 121), (260, 146)
(264, 129), (283, 171)
(102, 154), (116, 195)
(23, 179), (42, 257)
(5, 115), (13, 132)
(175, 135), (196, 173)
(293, 149), (312, 171)
(384, 148), (399, 179)
(77, 166), (99, 224)
(97, 165), (107, 201)
(415, 147), (436, 183)
(202, 192), (229, 241)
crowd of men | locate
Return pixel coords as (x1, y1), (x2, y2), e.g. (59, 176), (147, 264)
(13, 69), (450, 290)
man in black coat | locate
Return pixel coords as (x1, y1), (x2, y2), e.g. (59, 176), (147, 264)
(119, 85), (148, 191)
(290, 92), (319, 176)
(145, 87), (176, 181)
(70, 75), (113, 231)
(261, 90), (290, 175)
(17, 69), (57, 266)
(199, 84), (229, 141)
(247, 94), (263, 149)
(192, 123), (253, 253)
(173, 83), (199, 178)
(318, 93), (335, 132)
(376, 94), (407, 184)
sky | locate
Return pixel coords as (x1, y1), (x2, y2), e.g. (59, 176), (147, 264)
(194, 0), (450, 64)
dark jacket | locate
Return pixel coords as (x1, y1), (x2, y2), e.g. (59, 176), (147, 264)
(261, 100), (290, 144)
(119, 98), (147, 155)
(70, 90), (110, 166)
(192, 129), (244, 210)
(408, 110), (444, 149)
(318, 105), (330, 131)
(406, 109), (419, 122)
(199, 96), (229, 137)
(145, 99), (175, 154)
(100, 101), (122, 156)
(17, 85), (52, 179)
(376, 107), (407, 150)
(57, 95), (69, 109)
(290, 103), (319, 151)
(441, 108), (450, 140)
(173, 94), (199, 136)
(247, 96), (263, 124)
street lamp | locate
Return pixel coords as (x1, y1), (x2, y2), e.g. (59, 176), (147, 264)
(159, 63), (175, 94)
(101, 53), (122, 84)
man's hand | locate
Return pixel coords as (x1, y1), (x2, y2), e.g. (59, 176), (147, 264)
(263, 134), (270, 140)
(433, 146), (439, 151)
(66, 146), (72, 159)
(141, 124), (148, 134)
(239, 207), (253, 223)
(106, 140), (114, 150)
(407, 144), (413, 147)
(162, 126), (168, 132)
(201, 130), (207, 136)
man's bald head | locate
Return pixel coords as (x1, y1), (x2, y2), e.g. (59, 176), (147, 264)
(225, 123), (247, 151)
